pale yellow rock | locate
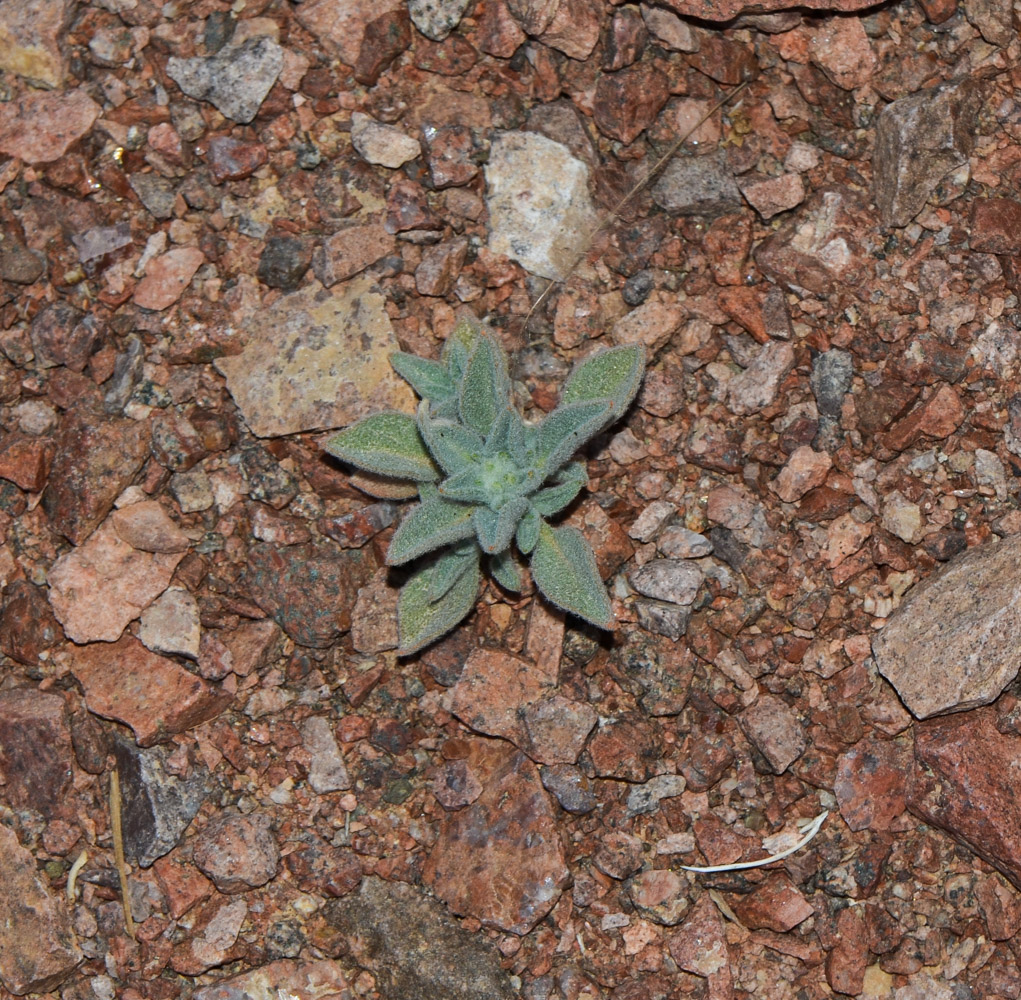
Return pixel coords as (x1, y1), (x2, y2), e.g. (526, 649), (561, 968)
(215, 276), (414, 438)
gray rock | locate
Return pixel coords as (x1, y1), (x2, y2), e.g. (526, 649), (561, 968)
(657, 525), (713, 559)
(129, 172), (176, 220)
(630, 559), (704, 606)
(167, 36), (283, 125)
(323, 876), (517, 1000)
(627, 773), (687, 816)
(71, 222), (132, 263)
(873, 78), (980, 228)
(651, 149), (742, 216)
(810, 348), (852, 418)
(115, 738), (212, 868)
(409, 0), (473, 39)
(540, 763), (598, 814)
(302, 716), (351, 793)
(485, 130), (598, 280)
(635, 598), (690, 640)
(727, 340), (796, 416)
(873, 534), (1021, 718)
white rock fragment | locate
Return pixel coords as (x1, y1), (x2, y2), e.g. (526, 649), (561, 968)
(350, 112), (421, 169)
(485, 131), (598, 280)
(139, 587), (201, 660)
(302, 716), (351, 793)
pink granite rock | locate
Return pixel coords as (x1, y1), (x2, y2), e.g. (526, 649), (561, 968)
(658, 0), (878, 19)
(71, 634), (230, 746)
(425, 741), (569, 934)
(134, 247), (205, 311)
(0, 86), (100, 163)
(47, 517), (185, 643)
(771, 446), (832, 503)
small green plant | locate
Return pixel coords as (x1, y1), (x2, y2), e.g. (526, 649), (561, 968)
(326, 315), (645, 654)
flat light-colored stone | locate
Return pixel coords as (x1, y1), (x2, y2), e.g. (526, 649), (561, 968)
(47, 518), (185, 644)
(350, 112), (421, 168)
(873, 535), (1021, 718)
(215, 277), (414, 438)
(133, 247), (205, 311)
(139, 586), (201, 660)
(485, 130), (598, 280)
(771, 445), (832, 503)
(301, 716), (350, 793)
(0, 0), (70, 88)
(727, 340), (796, 416)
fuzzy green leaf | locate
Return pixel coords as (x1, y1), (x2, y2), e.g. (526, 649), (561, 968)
(387, 497), (476, 566)
(531, 462), (587, 517)
(516, 506), (541, 554)
(531, 522), (613, 629)
(437, 466), (492, 505)
(561, 345), (645, 423)
(534, 399), (611, 479)
(426, 540), (478, 602)
(489, 549), (523, 592)
(473, 497), (529, 554)
(326, 411), (438, 482)
(418, 403), (484, 475)
(442, 315), (483, 381)
(397, 549), (481, 655)
(459, 334), (511, 438)
(390, 352), (456, 404)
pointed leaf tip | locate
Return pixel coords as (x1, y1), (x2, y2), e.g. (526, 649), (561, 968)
(530, 522), (614, 630)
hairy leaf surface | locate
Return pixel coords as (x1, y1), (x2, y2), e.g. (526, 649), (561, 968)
(397, 550), (480, 655)
(562, 344), (645, 420)
(326, 411), (438, 482)
(531, 522), (613, 629)
(390, 352), (456, 405)
(387, 497), (476, 565)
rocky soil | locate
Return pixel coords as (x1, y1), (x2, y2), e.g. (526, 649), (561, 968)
(3, 0), (1021, 997)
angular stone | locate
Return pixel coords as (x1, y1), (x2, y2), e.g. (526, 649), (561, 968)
(755, 188), (875, 294)
(0, 0), (70, 88)
(70, 635), (230, 747)
(539, 763), (597, 814)
(809, 16), (875, 90)
(727, 340), (796, 416)
(167, 37), (283, 125)
(110, 501), (191, 553)
(350, 111), (421, 168)
(0, 431), (53, 491)
(243, 541), (377, 647)
(771, 446), (832, 503)
(628, 868), (691, 926)
(115, 738), (212, 868)
(834, 734), (910, 832)
(0, 688), (72, 820)
(485, 131), (598, 280)
(257, 236), (312, 291)
(593, 61), (670, 145)
(0, 824), (82, 995)
(47, 518), (185, 644)
(139, 586), (201, 660)
(409, 0), (472, 40)
(206, 136), (268, 183)
(652, 149), (741, 216)
(424, 742), (569, 934)
(522, 694), (598, 765)
(738, 694), (806, 774)
(826, 906), (868, 995)
(740, 172), (806, 220)
(873, 78), (980, 228)
(659, 0), (878, 18)
(971, 198), (1021, 255)
(426, 124), (480, 188)
(295, 0), (403, 65)
(0, 86), (100, 163)
(134, 247), (205, 311)
(216, 277), (412, 437)
(872, 534), (1021, 718)
(193, 959), (351, 1000)
(445, 647), (556, 751)
(630, 559), (704, 606)
(323, 877), (515, 999)
(416, 237), (468, 296)
(0, 580), (62, 665)
(667, 894), (732, 995)
(594, 830), (644, 880)
(29, 300), (95, 372)
(728, 873), (814, 932)
(302, 716), (350, 793)
(193, 810), (279, 893)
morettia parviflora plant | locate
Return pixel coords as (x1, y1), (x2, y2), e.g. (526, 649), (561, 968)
(326, 315), (645, 654)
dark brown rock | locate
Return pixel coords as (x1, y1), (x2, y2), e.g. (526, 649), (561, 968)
(206, 135), (268, 184)
(658, 0), (877, 17)
(29, 301), (96, 371)
(354, 7), (412, 86)
(0, 580), (62, 666)
(42, 405), (149, 544)
(593, 62), (670, 145)
(603, 7), (648, 71)
(971, 198), (1021, 255)
(0, 688), (72, 819)
(244, 541), (377, 647)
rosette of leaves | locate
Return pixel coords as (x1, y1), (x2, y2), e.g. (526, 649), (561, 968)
(326, 316), (645, 655)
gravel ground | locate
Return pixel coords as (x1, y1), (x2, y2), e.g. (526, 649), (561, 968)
(3, 0), (1021, 998)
